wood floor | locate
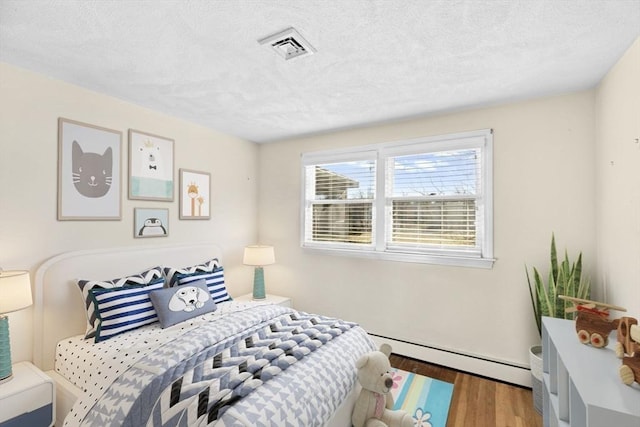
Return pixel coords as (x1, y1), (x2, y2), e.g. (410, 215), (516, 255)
(389, 354), (543, 427)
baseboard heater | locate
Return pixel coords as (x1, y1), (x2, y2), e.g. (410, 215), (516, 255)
(369, 333), (532, 388)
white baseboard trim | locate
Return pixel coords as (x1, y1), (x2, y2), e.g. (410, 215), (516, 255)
(370, 334), (532, 388)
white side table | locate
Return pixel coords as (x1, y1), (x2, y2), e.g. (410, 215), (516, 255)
(0, 362), (54, 427)
(235, 293), (292, 308)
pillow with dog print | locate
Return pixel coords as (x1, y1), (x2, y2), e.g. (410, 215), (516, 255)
(149, 279), (217, 328)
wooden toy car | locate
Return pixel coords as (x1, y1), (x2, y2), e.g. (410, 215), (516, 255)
(619, 324), (640, 386)
(574, 308), (620, 348)
(615, 317), (639, 358)
(558, 295), (626, 348)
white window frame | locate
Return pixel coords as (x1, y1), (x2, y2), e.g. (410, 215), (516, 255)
(300, 129), (495, 268)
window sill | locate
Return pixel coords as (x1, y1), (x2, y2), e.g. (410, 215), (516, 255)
(302, 246), (495, 268)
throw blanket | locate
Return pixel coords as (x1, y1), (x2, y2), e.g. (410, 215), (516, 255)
(73, 305), (358, 427)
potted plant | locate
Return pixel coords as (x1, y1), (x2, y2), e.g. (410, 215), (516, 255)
(525, 233), (591, 413)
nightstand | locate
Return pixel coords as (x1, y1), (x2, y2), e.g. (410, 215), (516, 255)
(0, 362), (54, 427)
(235, 293), (292, 308)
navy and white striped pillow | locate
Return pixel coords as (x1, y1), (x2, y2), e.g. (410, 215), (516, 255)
(89, 278), (165, 342)
(163, 258), (221, 287)
(174, 267), (231, 304)
(77, 266), (164, 339)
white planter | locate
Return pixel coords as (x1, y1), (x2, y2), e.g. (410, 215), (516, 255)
(529, 344), (543, 414)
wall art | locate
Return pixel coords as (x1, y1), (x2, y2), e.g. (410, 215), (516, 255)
(179, 169), (210, 220)
(58, 118), (122, 220)
(128, 129), (174, 201)
(134, 208), (169, 238)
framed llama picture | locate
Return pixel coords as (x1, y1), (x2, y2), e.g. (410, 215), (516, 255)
(128, 129), (174, 201)
(58, 118), (122, 220)
(179, 169), (210, 220)
(134, 208), (169, 238)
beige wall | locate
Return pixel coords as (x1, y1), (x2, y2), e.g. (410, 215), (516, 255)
(2, 34), (637, 380)
(595, 37), (640, 316)
(258, 91), (597, 372)
(0, 62), (259, 362)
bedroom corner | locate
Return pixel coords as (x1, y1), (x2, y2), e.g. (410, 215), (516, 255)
(0, 61), (261, 364)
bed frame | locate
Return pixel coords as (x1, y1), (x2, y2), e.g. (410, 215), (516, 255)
(32, 243), (355, 426)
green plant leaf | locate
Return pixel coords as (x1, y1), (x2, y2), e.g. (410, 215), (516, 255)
(547, 269), (557, 318)
(536, 267), (551, 318)
(550, 233), (558, 283)
(556, 258), (569, 318)
(526, 265), (541, 336)
(526, 234), (590, 337)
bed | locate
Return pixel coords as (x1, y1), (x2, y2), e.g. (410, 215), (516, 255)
(32, 243), (374, 426)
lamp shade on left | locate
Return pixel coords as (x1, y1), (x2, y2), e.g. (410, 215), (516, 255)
(0, 270), (32, 314)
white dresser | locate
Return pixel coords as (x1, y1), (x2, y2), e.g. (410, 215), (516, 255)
(542, 317), (640, 427)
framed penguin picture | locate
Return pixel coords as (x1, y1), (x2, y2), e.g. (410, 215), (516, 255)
(128, 129), (174, 201)
(134, 208), (169, 238)
(57, 118), (122, 220)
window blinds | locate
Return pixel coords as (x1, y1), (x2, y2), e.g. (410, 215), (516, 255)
(301, 129), (493, 266)
(303, 160), (376, 246)
(386, 148), (481, 253)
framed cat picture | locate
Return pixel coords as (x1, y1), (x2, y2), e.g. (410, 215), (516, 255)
(128, 129), (174, 201)
(57, 118), (122, 220)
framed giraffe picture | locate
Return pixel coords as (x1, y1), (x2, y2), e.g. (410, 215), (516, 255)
(179, 169), (210, 220)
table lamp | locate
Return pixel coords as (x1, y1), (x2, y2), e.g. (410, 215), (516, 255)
(0, 270), (33, 383)
(243, 245), (275, 300)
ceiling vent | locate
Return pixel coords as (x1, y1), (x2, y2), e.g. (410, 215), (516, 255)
(258, 27), (316, 61)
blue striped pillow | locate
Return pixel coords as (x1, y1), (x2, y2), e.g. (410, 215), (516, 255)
(89, 278), (165, 342)
(174, 267), (231, 304)
(77, 266), (164, 339)
(163, 258), (221, 287)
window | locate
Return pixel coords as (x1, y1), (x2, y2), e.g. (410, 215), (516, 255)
(301, 129), (494, 268)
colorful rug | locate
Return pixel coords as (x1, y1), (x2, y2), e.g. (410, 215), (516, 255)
(389, 368), (455, 427)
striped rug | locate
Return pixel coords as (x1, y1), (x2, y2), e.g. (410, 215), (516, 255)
(389, 368), (455, 427)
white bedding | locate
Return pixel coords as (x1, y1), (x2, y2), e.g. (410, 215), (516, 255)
(55, 300), (264, 394)
(56, 300), (375, 426)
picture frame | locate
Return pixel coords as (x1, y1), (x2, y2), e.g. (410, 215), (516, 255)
(179, 169), (211, 220)
(58, 118), (122, 220)
(134, 208), (169, 238)
(128, 129), (174, 201)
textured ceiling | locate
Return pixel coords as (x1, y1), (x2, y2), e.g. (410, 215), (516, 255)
(1, 0), (639, 143)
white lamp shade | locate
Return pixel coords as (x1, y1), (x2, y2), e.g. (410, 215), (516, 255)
(243, 245), (275, 266)
(0, 270), (33, 314)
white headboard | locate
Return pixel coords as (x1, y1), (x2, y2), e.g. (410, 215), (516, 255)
(33, 243), (222, 371)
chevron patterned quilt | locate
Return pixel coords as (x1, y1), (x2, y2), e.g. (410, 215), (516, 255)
(62, 303), (375, 427)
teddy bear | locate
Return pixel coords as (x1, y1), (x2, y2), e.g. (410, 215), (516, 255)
(352, 343), (414, 427)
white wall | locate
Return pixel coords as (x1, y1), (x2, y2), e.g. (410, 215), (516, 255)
(258, 91), (597, 381)
(0, 62), (259, 363)
(595, 37), (640, 316)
